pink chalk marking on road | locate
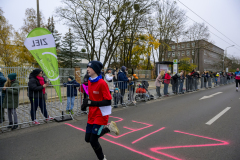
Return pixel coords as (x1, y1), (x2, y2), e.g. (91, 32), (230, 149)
(106, 120), (153, 138)
(132, 127), (165, 144)
(123, 126), (137, 131)
(65, 123), (161, 160)
(150, 130), (229, 160)
(107, 116), (124, 125)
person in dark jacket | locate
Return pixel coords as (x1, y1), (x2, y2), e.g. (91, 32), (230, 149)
(179, 72), (185, 94)
(118, 66), (130, 105)
(101, 69), (105, 80)
(202, 72), (209, 89)
(3, 73), (20, 130)
(0, 72), (7, 123)
(28, 69), (53, 125)
(113, 88), (122, 108)
(63, 75), (80, 114)
(186, 73), (193, 92)
(172, 73), (179, 94)
(192, 70), (200, 91)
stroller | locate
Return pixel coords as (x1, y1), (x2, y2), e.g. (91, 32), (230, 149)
(135, 80), (154, 102)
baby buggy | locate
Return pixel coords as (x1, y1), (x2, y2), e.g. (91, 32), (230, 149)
(135, 80), (154, 102)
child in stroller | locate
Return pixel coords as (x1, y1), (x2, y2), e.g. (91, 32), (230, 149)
(135, 80), (154, 102)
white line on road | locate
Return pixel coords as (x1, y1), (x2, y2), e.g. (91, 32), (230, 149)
(199, 92), (222, 100)
(206, 107), (231, 125)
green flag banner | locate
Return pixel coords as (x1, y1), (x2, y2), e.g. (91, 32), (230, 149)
(24, 28), (62, 102)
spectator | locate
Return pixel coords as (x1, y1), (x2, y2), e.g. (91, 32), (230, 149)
(155, 70), (164, 98)
(0, 72), (7, 123)
(186, 73), (193, 92)
(105, 68), (114, 94)
(28, 69), (53, 125)
(172, 73), (179, 95)
(63, 75), (80, 115)
(209, 71), (214, 87)
(101, 69), (105, 80)
(192, 69), (200, 91)
(2, 73), (19, 130)
(128, 76), (136, 105)
(163, 70), (171, 97)
(118, 66), (131, 106)
(179, 72), (185, 94)
(113, 88), (122, 108)
(202, 72), (208, 89)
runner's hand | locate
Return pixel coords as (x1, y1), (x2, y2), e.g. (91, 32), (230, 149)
(83, 98), (98, 106)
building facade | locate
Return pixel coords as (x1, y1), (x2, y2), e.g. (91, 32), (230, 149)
(164, 40), (224, 72)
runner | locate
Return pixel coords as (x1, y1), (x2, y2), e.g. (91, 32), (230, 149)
(235, 68), (240, 92)
(81, 61), (120, 160)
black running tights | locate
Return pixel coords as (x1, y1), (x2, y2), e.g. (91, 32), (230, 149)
(85, 128), (110, 160)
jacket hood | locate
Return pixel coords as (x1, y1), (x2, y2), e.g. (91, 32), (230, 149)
(29, 72), (37, 79)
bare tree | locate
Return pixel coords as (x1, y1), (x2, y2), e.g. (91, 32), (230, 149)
(183, 22), (211, 70)
(155, 0), (187, 62)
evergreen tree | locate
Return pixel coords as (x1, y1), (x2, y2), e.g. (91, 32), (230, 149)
(46, 16), (61, 51)
(58, 28), (80, 68)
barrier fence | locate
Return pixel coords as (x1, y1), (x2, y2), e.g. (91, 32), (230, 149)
(0, 77), (235, 131)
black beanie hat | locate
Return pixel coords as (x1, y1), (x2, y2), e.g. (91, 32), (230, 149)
(69, 75), (74, 80)
(32, 69), (42, 76)
(87, 61), (103, 76)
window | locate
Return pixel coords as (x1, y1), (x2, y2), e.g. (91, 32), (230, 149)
(187, 50), (190, 56)
(187, 43), (190, 48)
(172, 52), (175, 57)
(192, 42), (195, 47)
(178, 45), (181, 49)
(192, 50), (195, 55)
(172, 45), (175, 49)
(181, 44), (185, 48)
(168, 52), (171, 57)
(162, 53), (164, 56)
(178, 51), (181, 57)
(182, 51), (185, 56)
(162, 58), (164, 61)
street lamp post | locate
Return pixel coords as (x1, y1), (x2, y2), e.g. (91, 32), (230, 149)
(37, 0), (40, 27)
(223, 45), (234, 71)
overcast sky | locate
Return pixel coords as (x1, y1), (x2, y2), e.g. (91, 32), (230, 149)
(1, 0), (240, 57)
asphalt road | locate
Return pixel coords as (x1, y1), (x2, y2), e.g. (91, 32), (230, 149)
(1, 83), (240, 160)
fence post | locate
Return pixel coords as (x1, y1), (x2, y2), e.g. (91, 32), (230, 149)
(151, 70), (154, 79)
(75, 67), (81, 84)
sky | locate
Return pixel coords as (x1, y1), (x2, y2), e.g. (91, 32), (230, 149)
(1, 0), (240, 57)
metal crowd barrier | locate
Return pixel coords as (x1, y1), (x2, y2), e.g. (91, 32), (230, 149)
(0, 77), (235, 131)
(0, 80), (144, 131)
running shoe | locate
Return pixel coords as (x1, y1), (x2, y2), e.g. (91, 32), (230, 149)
(32, 120), (40, 125)
(103, 155), (107, 160)
(70, 110), (74, 115)
(46, 116), (54, 121)
(108, 121), (120, 135)
(236, 89), (238, 92)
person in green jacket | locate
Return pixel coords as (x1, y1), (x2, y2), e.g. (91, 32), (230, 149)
(2, 73), (20, 130)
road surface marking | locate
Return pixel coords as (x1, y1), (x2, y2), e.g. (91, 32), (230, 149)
(199, 92), (222, 100)
(206, 107), (231, 125)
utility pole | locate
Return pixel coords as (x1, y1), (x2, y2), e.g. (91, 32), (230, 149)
(37, 0), (40, 27)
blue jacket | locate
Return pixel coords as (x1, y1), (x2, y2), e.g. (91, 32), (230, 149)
(63, 80), (80, 97)
(0, 72), (7, 105)
(118, 71), (129, 89)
